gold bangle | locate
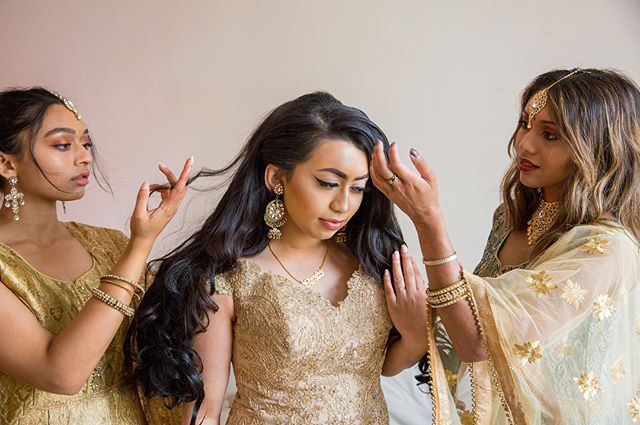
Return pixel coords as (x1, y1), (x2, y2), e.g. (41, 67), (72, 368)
(100, 274), (145, 295)
(101, 279), (140, 300)
(423, 252), (457, 266)
(427, 277), (466, 297)
(90, 287), (135, 317)
(427, 286), (468, 305)
(430, 292), (469, 309)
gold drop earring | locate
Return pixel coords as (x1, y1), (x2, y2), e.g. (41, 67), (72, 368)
(4, 176), (25, 221)
(335, 225), (347, 244)
(264, 184), (287, 239)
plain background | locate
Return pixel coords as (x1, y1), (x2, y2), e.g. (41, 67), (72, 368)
(1, 1), (639, 423)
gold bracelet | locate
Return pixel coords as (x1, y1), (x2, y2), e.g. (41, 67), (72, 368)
(427, 286), (468, 305)
(100, 274), (145, 295)
(101, 279), (140, 300)
(427, 277), (466, 297)
(423, 252), (457, 267)
(90, 287), (135, 317)
(430, 291), (469, 309)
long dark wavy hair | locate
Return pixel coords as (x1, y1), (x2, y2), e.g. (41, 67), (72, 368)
(124, 92), (404, 424)
(0, 87), (110, 193)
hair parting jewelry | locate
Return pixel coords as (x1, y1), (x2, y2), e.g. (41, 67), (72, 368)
(526, 68), (582, 128)
(48, 90), (82, 120)
(89, 286), (135, 317)
(100, 274), (145, 295)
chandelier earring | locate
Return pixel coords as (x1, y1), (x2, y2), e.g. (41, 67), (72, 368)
(335, 225), (347, 244)
(264, 184), (287, 240)
(4, 176), (25, 221)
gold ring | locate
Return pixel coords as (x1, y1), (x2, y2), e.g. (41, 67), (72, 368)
(396, 286), (406, 293)
(387, 174), (398, 185)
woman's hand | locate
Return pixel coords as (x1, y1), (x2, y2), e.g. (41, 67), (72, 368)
(129, 156), (193, 245)
(384, 245), (428, 345)
(370, 142), (440, 225)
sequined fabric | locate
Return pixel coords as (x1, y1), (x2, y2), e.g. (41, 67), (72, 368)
(216, 259), (393, 424)
(0, 222), (146, 425)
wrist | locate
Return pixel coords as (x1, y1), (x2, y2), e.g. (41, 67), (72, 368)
(127, 236), (154, 256)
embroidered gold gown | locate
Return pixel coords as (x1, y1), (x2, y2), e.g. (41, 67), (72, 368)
(428, 205), (640, 424)
(0, 222), (146, 425)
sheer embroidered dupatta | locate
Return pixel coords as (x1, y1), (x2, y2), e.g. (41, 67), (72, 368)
(425, 224), (640, 424)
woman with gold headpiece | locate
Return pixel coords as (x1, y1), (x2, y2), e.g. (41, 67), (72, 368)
(0, 87), (191, 424)
(370, 69), (640, 424)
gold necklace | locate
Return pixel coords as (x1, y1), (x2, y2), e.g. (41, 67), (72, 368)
(526, 199), (561, 246)
(267, 243), (329, 287)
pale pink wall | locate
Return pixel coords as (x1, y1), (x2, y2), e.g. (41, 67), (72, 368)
(1, 0), (639, 260)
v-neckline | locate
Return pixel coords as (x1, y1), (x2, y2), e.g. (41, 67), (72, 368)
(238, 258), (362, 309)
(0, 222), (97, 284)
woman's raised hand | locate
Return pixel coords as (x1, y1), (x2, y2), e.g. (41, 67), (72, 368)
(370, 142), (440, 224)
(383, 245), (428, 344)
(130, 156), (193, 244)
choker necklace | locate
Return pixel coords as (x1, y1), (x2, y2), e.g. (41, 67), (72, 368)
(268, 243), (329, 287)
(527, 199), (561, 246)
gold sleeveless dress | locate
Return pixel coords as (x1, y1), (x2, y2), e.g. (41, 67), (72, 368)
(145, 258), (393, 424)
(0, 222), (146, 425)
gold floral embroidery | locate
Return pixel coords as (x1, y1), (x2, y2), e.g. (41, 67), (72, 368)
(628, 394), (640, 422)
(514, 340), (543, 365)
(610, 358), (627, 384)
(527, 271), (557, 297)
(553, 338), (576, 358)
(592, 294), (616, 321)
(560, 279), (586, 309)
(444, 369), (458, 389)
(574, 372), (602, 401)
(580, 237), (610, 255)
(458, 410), (473, 425)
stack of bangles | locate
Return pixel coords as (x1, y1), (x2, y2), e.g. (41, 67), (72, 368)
(423, 252), (470, 309)
(88, 274), (146, 317)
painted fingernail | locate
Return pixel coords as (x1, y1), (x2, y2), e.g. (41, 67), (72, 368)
(384, 269), (390, 277)
(393, 250), (399, 259)
(141, 181), (149, 190)
(391, 141), (397, 147)
(189, 156), (194, 163)
(159, 162), (167, 168)
(410, 148), (419, 157)
(401, 244), (408, 254)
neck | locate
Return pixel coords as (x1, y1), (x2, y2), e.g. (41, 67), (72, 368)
(0, 196), (63, 243)
(541, 186), (563, 203)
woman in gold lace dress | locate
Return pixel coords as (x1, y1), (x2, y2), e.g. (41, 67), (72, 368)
(371, 69), (640, 423)
(0, 87), (191, 424)
(126, 92), (429, 424)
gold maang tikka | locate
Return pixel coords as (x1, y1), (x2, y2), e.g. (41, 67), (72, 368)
(526, 68), (582, 129)
(49, 90), (82, 120)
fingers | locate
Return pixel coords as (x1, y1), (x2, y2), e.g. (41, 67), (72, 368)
(173, 156), (194, 191)
(410, 255), (426, 293)
(383, 269), (396, 305)
(409, 148), (437, 185)
(387, 142), (417, 182)
(132, 181), (150, 218)
(391, 250), (406, 294)
(370, 141), (394, 189)
(158, 162), (178, 187)
(400, 245), (417, 293)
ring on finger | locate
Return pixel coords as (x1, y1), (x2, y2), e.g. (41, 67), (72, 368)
(387, 174), (399, 185)
(396, 286), (406, 293)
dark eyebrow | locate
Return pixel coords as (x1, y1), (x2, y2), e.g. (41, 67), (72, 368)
(540, 120), (557, 126)
(44, 128), (89, 137)
(317, 168), (369, 180)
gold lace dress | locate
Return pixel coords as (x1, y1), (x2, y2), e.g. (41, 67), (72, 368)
(217, 259), (393, 424)
(0, 222), (146, 425)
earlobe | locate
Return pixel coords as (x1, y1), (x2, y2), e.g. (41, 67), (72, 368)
(264, 163), (284, 192)
(0, 154), (18, 180)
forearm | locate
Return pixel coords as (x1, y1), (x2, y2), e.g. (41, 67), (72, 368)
(44, 238), (152, 392)
(382, 335), (428, 376)
(414, 215), (485, 362)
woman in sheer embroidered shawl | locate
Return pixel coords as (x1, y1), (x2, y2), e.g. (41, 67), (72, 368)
(371, 69), (640, 424)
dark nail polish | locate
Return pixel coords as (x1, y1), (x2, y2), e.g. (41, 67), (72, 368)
(410, 148), (419, 157)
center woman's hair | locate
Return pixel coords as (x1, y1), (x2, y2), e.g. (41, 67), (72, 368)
(124, 92), (404, 423)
